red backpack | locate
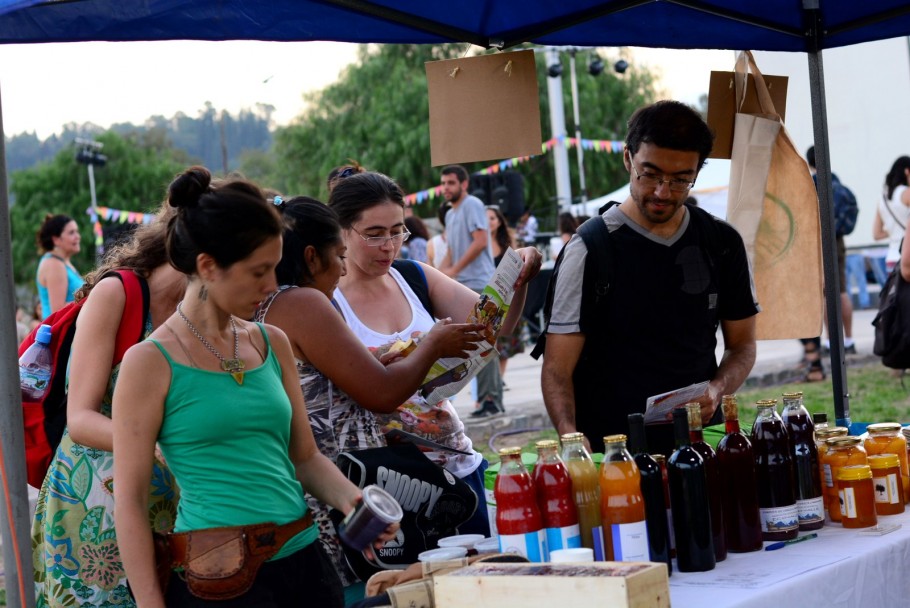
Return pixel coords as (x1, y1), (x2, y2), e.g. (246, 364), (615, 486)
(20, 269), (149, 488)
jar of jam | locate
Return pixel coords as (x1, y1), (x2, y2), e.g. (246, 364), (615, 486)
(865, 423), (910, 503)
(815, 427), (848, 516)
(823, 437), (867, 522)
(836, 464), (877, 528)
(867, 454), (905, 515)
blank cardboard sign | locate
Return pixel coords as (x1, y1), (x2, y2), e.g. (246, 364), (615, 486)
(426, 50), (542, 166)
(707, 71), (788, 159)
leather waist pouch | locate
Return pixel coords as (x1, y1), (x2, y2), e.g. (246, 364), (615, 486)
(155, 512), (313, 600)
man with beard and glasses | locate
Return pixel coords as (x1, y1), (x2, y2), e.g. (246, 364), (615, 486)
(540, 100), (759, 455)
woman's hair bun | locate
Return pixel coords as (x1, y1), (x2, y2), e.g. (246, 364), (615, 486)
(168, 166), (212, 209)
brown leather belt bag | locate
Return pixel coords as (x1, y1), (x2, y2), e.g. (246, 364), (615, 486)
(155, 512), (313, 600)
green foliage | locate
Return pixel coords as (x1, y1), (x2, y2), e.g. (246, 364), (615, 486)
(272, 45), (659, 222)
(9, 131), (189, 290)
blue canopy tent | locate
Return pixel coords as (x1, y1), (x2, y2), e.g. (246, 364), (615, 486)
(2, 1), (910, 605)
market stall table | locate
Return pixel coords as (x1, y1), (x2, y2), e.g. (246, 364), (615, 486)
(669, 510), (910, 607)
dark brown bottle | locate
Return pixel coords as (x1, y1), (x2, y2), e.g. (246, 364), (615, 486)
(668, 407), (715, 572)
(751, 400), (799, 541)
(627, 413), (672, 575)
(685, 403), (726, 562)
(716, 395), (763, 552)
(780, 392), (825, 531)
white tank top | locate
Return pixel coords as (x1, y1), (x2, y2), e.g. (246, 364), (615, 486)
(333, 268), (481, 478)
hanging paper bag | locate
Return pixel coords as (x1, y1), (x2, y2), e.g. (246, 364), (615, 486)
(725, 51), (823, 340)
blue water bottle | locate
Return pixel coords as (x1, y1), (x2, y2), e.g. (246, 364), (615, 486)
(20, 324), (53, 401)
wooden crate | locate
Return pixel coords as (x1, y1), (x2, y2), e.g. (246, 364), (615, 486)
(433, 561), (670, 608)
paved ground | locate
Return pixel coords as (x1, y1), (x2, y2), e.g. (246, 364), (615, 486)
(456, 307), (881, 450)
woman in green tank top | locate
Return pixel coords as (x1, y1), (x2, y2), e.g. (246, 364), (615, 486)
(112, 167), (398, 608)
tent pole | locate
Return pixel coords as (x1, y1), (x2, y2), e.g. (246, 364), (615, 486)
(0, 79), (38, 608)
(806, 42), (850, 428)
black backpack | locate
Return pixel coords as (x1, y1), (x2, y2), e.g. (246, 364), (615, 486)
(531, 202), (727, 360)
(872, 264), (910, 369)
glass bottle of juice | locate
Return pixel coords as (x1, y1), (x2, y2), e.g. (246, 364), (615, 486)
(816, 426), (848, 516)
(495, 447), (547, 561)
(685, 402), (726, 561)
(653, 454), (676, 558)
(599, 434), (649, 562)
(780, 392), (825, 531)
(864, 422), (910, 503)
(668, 407), (716, 572)
(751, 400), (799, 541)
(627, 413), (672, 574)
(823, 436), (867, 522)
(715, 395), (763, 552)
(533, 440), (581, 554)
(560, 433), (604, 559)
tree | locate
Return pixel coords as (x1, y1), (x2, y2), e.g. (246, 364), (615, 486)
(272, 44), (659, 227)
(9, 130), (190, 290)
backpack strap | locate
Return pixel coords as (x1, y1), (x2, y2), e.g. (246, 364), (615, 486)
(391, 259), (434, 319)
(104, 269), (151, 365)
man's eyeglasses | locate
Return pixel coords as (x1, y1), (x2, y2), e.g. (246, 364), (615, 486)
(350, 226), (410, 247)
(630, 162), (695, 193)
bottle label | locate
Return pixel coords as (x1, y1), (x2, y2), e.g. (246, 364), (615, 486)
(20, 367), (51, 394)
(758, 504), (799, 533)
(546, 524), (581, 552)
(591, 525), (606, 561)
(873, 473), (901, 505)
(498, 530), (547, 562)
(796, 497), (825, 525)
(823, 463), (833, 488)
(610, 520), (650, 562)
(840, 488), (857, 518)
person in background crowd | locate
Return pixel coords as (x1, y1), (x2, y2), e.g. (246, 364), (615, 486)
(328, 170), (542, 537)
(32, 202), (182, 608)
(35, 213), (83, 316)
(426, 202), (451, 269)
(254, 196), (480, 603)
(114, 167), (394, 607)
(541, 100), (758, 455)
(486, 204), (526, 385)
(550, 212), (579, 260)
(517, 208), (539, 246)
(328, 161), (366, 193)
(874, 156), (910, 272)
(402, 216), (430, 263)
(438, 164), (504, 419)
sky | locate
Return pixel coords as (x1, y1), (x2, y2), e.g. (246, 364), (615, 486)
(0, 41), (736, 140)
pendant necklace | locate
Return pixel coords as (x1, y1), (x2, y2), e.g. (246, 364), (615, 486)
(176, 301), (246, 385)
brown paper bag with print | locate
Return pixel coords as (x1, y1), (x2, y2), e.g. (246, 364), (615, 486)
(725, 51), (823, 339)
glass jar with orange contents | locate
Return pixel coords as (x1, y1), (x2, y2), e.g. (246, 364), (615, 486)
(836, 465), (877, 528)
(867, 454), (905, 515)
(823, 437), (867, 522)
(816, 427), (848, 516)
(865, 423), (910, 504)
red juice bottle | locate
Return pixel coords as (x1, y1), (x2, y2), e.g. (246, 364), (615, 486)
(495, 447), (547, 561)
(781, 392), (825, 531)
(716, 395), (763, 552)
(533, 440), (581, 554)
(685, 402), (727, 562)
(751, 400), (799, 541)
(653, 454), (675, 558)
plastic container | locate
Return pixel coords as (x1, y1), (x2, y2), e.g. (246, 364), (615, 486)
(337, 485), (403, 551)
(473, 537), (500, 554)
(549, 547), (595, 563)
(867, 454), (905, 515)
(437, 534), (486, 551)
(418, 547), (468, 562)
(836, 465), (877, 528)
(19, 324), (53, 401)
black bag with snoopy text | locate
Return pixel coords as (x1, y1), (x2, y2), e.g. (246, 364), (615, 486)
(332, 443), (477, 579)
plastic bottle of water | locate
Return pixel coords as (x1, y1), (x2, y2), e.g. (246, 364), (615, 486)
(20, 324), (53, 401)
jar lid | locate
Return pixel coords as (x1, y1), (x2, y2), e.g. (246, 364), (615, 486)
(781, 391), (803, 399)
(560, 432), (585, 442)
(866, 422), (902, 434)
(868, 454), (901, 469)
(903, 427), (910, 440)
(604, 434), (627, 444)
(498, 447), (522, 456)
(826, 436), (863, 447)
(837, 464), (873, 481)
(755, 399), (778, 407)
(817, 427), (849, 439)
(535, 439), (559, 450)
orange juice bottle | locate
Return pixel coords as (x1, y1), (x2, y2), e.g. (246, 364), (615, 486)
(599, 434), (648, 562)
(863, 423), (909, 503)
(561, 433), (604, 559)
(823, 436), (867, 522)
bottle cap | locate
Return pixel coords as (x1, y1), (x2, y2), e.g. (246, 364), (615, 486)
(560, 432), (585, 443)
(685, 402), (702, 430)
(836, 464), (872, 481)
(755, 399), (778, 409)
(781, 391), (803, 399)
(36, 324), (52, 344)
(653, 454), (666, 463)
(498, 447), (522, 457)
(826, 436), (862, 448)
(868, 454), (901, 469)
(721, 395), (739, 421)
(816, 427), (848, 440)
(866, 422), (902, 434)
(604, 434), (627, 445)
(535, 439), (559, 450)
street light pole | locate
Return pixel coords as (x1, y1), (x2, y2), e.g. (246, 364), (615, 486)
(568, 49), (587, 204)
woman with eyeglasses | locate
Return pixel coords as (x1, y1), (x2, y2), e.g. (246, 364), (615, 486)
(328, 171), (543, 537)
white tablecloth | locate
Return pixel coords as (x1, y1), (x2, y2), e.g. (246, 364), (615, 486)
(669, 510), (910, 607)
